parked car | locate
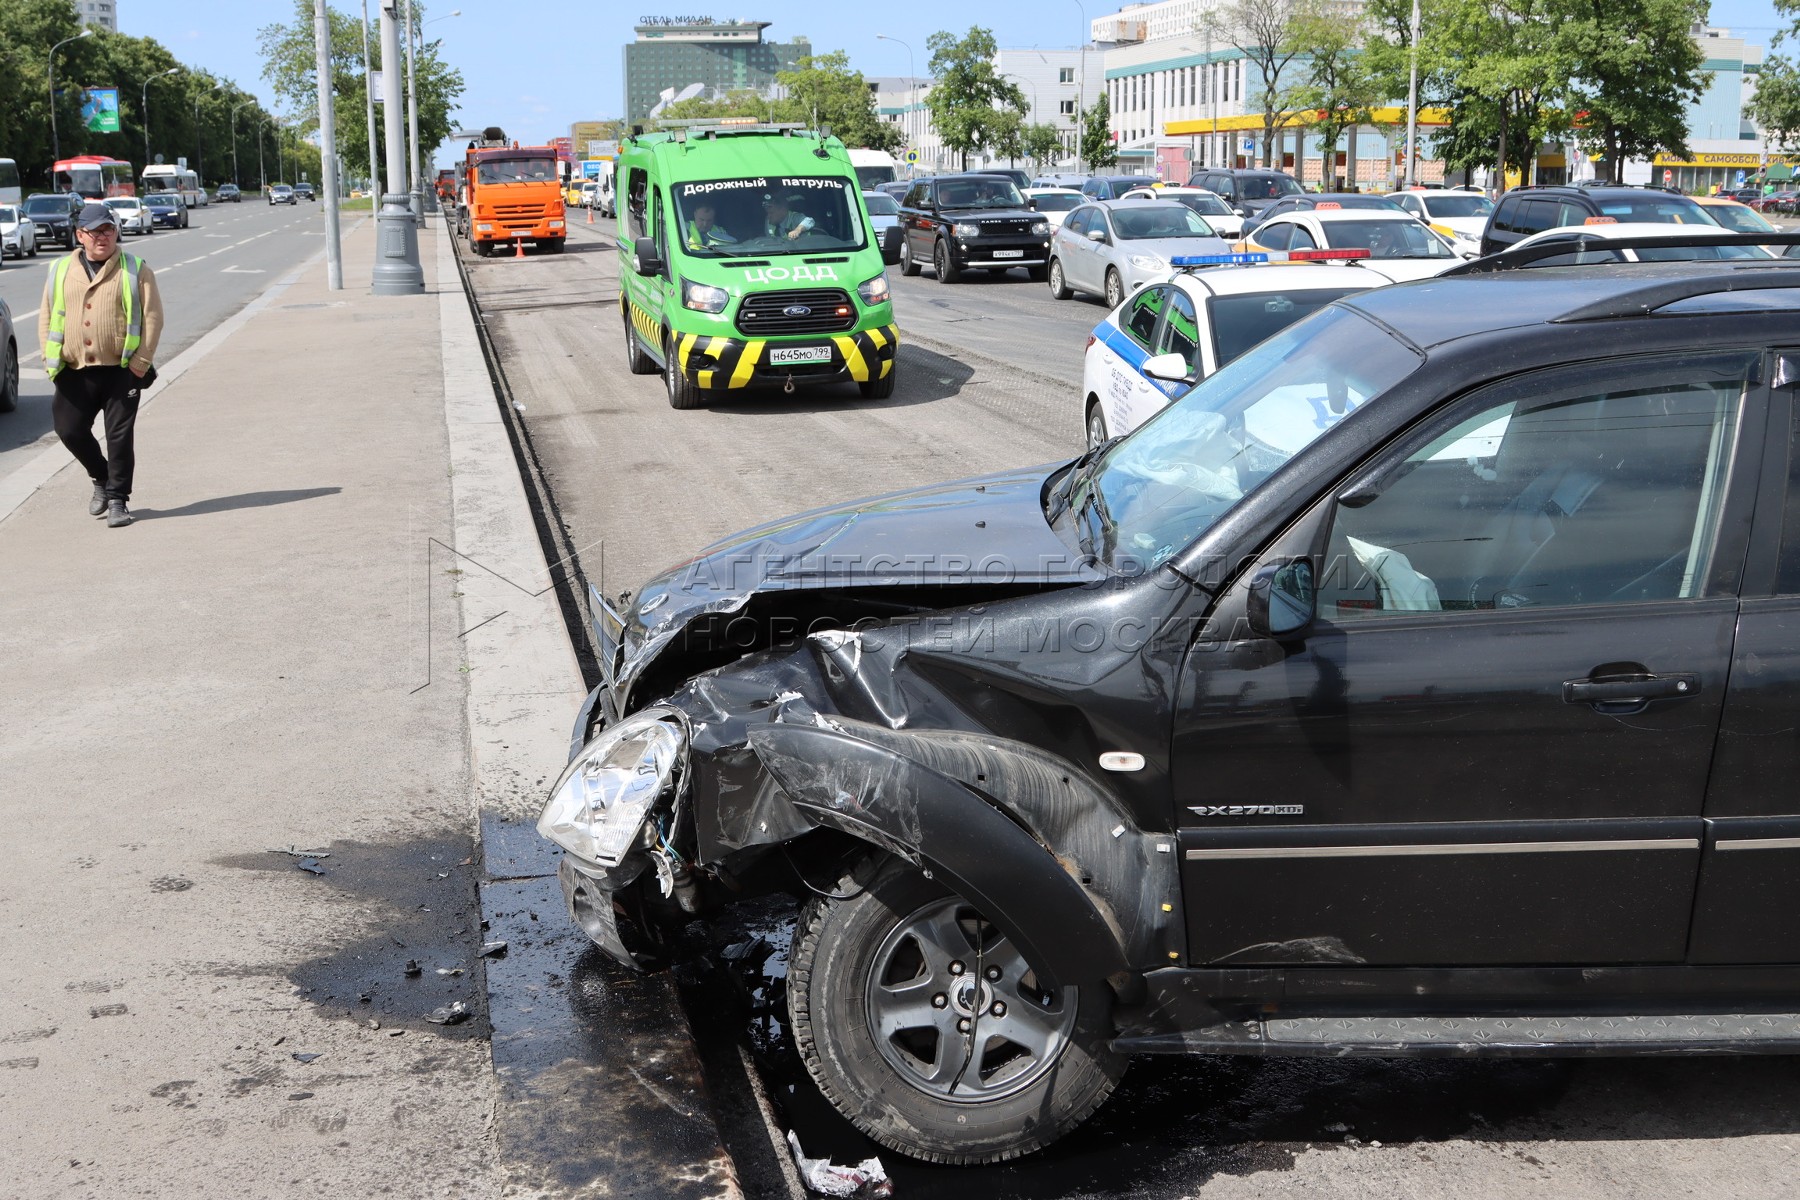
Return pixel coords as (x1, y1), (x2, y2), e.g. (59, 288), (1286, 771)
(1021, 187), (1086, 229)
(1183, 167), (1306, 222)
(1117, 186), (1243, 239)
(1386, 187), (1495, 256)
(875, 180), (913, 203)
(1695, 196), (1782, 245)
(294, 182), (317, 201)
(269, 184), (297, 206)
(1080, 174), (1161, 200)
(103, 196), (155, 236)
(1241, 191), (1406, 235)
(0, 206), (39, 258)
(542, 241), (1800, 1167)
(1460, 223), (1777, 268)
(216, 183), (241, 202)
(897, 173), (1053, 283)
(1237, 206), (1462, 281)
(0, 296), (16, 414)
(1046, 199), (1233, 308)
(142, 191), (187, 229)
(23, 192), (81, 249)
(1479, 184), (1718, 255)
(862, 190), (904, 263)
(974, 168), (1032, 191)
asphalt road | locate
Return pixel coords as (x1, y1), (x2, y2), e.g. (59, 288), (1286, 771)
(459, 213), (1800, 1199)
(0, 199), (341, 489)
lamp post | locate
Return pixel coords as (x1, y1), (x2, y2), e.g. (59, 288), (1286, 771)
(414, 10), (460, 210)
(360, 0), (382, 204)
(48, 29), (94, 167)
(876, 35), (919, 173)
(141, 66), (179, 171)
(257, 115), (267, 191)
(1072, 0), (1088, 171)
(1001, 73), (1039, 169)
(231, 99), (257, 187)
(403, 0), (421, 218)
(1403, 0), (1421, 188)
(195, 82), (220, 186)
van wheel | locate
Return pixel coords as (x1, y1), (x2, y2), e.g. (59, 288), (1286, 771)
(789, 856), (1125, 1165)
(858, 368), (896, 400)
(934, 240), (961, 284)
(624, 307), (658, 375)
(1047, 259), (1071, 299)
(664, 334), (705, 409)
(899, 237), (921, 277)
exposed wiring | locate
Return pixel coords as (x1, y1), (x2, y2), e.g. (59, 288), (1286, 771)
(782, 845), (867, 901)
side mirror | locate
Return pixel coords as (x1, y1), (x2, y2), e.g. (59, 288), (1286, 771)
(632, 235), (664, 277)
(1086, 227), (1108, 243)
(1027, 197), (1038, 209)
(1141, 352), (1193, 383)
(1246, 559), (1316, 639)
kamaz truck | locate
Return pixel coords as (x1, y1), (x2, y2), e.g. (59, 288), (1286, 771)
(455, 127), (567, 255)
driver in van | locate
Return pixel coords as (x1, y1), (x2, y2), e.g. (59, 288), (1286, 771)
(762, 193), (814, 240)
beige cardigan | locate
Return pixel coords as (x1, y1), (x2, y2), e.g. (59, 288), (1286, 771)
(37, 248), (165, 373)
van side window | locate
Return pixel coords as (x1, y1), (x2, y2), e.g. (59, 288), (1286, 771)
(651, 185), (667, 266)
(626, 169), (648, 240)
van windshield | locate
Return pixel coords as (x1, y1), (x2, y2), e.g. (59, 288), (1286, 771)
(674, 176), (867, 258)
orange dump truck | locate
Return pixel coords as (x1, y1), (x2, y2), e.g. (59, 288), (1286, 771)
(455, 127), (567, 255)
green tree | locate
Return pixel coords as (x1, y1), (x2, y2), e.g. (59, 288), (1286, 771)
(1022, 122), (1066, 171)
(1557, 0), (1708, 181)
(1080, 91), (1117, 171)
(1226, 0), (1310, 166)
(924, 27), (1027, 169)
(1286, 6), (1382, 187)
(1748, 55), (1800, 151)
(778, 51), (902, 151)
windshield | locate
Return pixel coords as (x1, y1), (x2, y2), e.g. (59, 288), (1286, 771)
(1706, 204), (1776, 234)
(674, 176), (867, 258)
(1595, 198), (1718, 224)
(0, 207), (15, 224)
(1324, 219), (1455, 258)
(1072, 306), (1422, 570)
(854, 165), (897, 188)
(1209, 287), (1368, 365)
(863, 192), (899, 216)
(104, 198), (137, 210)
(1031, 192), (1083, 212)
(1167, 193), (1232, 216)
(1110, 204), (1219, 239)
(24, 195), (66, 214)
(1423, 193), (1493, 219)
(1241, 174), (1305, 200)
(936, 178), (1026, 208)
(145, 194), (177, 207)
(476, 155), (556, 184)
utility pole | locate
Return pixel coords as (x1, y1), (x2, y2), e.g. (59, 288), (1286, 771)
(360, 0), (382, 203)
(373, 1), (424, 293)
(1073, 0), (1088, 171)
(314, 0), (343, 289)
(48, 30), (93, 167)
(1403, 0), (1420, 188)
(230, 99), (256, 188)
(142, 67), (179, 172)
(404, 0), (422, 222)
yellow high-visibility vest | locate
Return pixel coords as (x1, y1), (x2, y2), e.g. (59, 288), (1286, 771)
(45, 250), (143, 379)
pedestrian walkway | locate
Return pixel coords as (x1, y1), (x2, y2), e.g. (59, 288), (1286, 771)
(0, 217), (738, 1198)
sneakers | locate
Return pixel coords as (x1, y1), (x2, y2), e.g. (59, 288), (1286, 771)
(89, 483), (107, 517)
(106, 500), (133, 528)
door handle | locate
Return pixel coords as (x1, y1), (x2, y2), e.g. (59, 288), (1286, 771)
(1563, 672), (1699, 706)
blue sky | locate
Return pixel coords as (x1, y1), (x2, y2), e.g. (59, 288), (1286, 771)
(128, 0), (1794, 169)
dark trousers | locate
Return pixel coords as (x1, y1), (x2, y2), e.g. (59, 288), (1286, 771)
(52, 365), (143, 502)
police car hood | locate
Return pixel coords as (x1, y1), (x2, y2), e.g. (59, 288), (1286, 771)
(612, 465), (1100, 697)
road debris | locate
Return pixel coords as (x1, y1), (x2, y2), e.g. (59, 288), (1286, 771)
(477, 941), (508, 959)
(291, 1052), (321, 1064)
(785, 1130), (892, 1198)
(425, 1002), (470, 1026)
(403, 960), (421, 978)
(267, 847), (331, 858)
(294, 858), (327, 876)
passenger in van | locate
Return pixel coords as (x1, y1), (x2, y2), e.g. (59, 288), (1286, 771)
(686, 203), (737, 250)
(762, 193), (814, 240)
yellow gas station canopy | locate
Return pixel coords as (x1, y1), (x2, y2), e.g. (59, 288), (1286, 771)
(1165, 106), (1451, 137)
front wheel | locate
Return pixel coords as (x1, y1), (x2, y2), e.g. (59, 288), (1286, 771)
(789, 857), (1124, 1165)
(934, 239), (960, 284)
(543, 237), (566, 254)
(1104, 268), (1124, 310)
(858, 367), (896, 399)
(623, 306), (657, 375)
(1047, 258), (1071, 299)
(0, 339), (18, 414)
(899, 236), (921, 277)
(1086, 400), (1110, 450)
(664, 334), (704, 409)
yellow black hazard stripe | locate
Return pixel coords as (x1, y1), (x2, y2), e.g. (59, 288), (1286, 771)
(664, 323), (902, 390)
(625, 296), (662, 353)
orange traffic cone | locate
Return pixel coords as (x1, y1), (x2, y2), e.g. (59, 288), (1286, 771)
(514, 233), (525, 259)
(586, 203), (594, 225)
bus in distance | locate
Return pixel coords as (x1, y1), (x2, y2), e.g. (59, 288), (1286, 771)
(0, 159), (19, 206)
(142, 164), (203, 207)
(53, 155), (135, 199)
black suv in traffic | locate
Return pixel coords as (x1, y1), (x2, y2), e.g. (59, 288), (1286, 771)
(23, 192), (81, 248)
(1184, 166), (1306, 220)
(216, 183), (241, 202)
(541, 236), (1800, 1166)
(1479, 184), (1718, 255)
(294, 182), (316, 201)
(896, 174), (1053, 282)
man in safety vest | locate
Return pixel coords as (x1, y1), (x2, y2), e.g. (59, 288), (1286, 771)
(40, 202), (164, 528)
(685, 203), (737, 251)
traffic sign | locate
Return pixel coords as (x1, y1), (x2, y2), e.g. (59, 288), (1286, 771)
(1240, 138), (1255, 154)
(1663, 169), (1673, 184)
(905, 149), (919, 164)
(1737, 169), (1747, 185)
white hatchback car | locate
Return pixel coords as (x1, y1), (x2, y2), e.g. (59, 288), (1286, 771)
(1118, 186), (1244, 239)
(104, 196), (155, 236)
(1237, 206), (1461, 282)
(1022, 187), (1085, 229)
(0, 205), (38, 258)
(1385, 187), (1494, 257)
(1079, 252), (1416, 447)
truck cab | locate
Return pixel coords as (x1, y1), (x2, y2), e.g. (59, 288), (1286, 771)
(456, 127), (568, 256)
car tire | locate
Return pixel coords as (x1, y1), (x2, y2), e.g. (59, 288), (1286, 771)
(1104, 268), (1124, 310)
(28, 239), (38, 256)
(899, 237), (921, 277)
(789, 856), (1125, 1165)
(624, 306), (658, 375)
(858, 368), (896, 399)
(1085, 400), (1109, 450)
(664, 333), (705, 409)
(934, 240), (960, 284)
(0, 339), (18, 414)
(1047, 258), (1071, 300)
(1026, 263), (1048, 282)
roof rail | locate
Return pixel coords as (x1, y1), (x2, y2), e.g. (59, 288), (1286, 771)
(1553, 268), (1800, 323)
(1441, 230), (1800, 277)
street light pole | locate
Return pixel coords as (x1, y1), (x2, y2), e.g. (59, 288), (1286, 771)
(415, 11), (461, 211)
(1403, 0), (1420, 188)
(231, 100), (256, 187)
(48, 29), (94, 168)
(314, 0), (343, 290)
(195, 83), (219, 186)
(141, 66), (179, 172)
(403, 0), (421, 219)
(360, 0), (382, 203)
(1072, 0), (1088, 171)
(876, 35), (917, 175)
(373, 0), (424, 294)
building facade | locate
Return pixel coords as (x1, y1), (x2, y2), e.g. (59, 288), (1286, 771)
(623, 20), (810, 123)
(74, 0), (116, 32)
(990, 48), (1106, 170)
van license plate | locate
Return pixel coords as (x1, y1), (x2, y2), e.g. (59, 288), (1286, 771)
(769, 346), (833, 365)
(993, 250), (1024, 258)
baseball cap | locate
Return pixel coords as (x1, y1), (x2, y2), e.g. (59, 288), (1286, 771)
(77, 202), (117, 231)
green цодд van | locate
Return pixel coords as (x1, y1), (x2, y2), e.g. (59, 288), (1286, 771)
(617, 122), (899, 409)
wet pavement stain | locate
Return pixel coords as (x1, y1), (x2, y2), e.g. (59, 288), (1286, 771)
(213, 836), (489, 1039)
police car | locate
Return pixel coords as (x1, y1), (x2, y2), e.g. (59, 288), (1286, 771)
(1080, 251), (1414, 447)
(1236, 205), (1460, 282)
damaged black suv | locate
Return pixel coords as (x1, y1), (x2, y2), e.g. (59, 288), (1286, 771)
(542, 243), (1800, 1164)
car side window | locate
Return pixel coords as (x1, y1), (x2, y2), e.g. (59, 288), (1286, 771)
(1775, 364), (1800, 594)
(1213, 176), (1235, 200)
(1123, 286), (1165, 347)
(902, 184), (925, 208)
(626, 169), (648, 240)
(1258, 221), (1293, 251)
(1288, 224), (1317, 250)
(1063, 207), (1090, 237)
(1515, 200), (1556, 234)
(1158, 289), (1200, 376)
(1490, 196), (1519, 233)
(1318, 355), (1756, 619)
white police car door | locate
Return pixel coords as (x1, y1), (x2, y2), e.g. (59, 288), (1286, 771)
(1094, 285), (1174, 436)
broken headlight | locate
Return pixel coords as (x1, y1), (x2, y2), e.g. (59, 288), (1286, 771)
(538, 710), (683, 867)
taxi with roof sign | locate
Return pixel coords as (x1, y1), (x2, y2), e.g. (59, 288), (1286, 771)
(1467, 218), (1779, 267)
(1235, 204), (1461, 282)
(1079, 250), (1416, 447)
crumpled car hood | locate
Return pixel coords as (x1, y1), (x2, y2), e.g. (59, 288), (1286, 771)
(611, 464), (1099, 703)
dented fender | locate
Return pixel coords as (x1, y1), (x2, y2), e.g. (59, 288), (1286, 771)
(747, 722), (1139, 988)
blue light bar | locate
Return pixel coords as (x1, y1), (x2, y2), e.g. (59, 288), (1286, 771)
(1171, 252), (1269, 267)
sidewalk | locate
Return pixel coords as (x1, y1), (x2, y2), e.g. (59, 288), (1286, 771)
(0, 218), (734, 1198)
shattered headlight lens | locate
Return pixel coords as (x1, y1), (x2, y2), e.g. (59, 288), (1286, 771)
(682, 277), (729, 314)
(538, 710), (683, 867)
(856, 273), (890, 306)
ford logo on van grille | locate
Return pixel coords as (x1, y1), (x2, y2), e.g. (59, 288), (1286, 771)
(783, 305), (813, 317)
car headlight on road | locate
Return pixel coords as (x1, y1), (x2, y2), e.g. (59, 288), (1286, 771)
(1128, 254), (1166, 272)
(1031, 220), (1051, 236)
(538, 710), (684, 867)
(953, 223), (981, 238)
(856, 273), (890, 306)
(681, 277), (730, 314)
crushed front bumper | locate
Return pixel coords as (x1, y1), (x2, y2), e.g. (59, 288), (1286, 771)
(559, 856), (643, 969)
(670, 323), (899, 391)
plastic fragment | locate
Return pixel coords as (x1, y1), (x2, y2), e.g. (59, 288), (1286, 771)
(290, 1052), (321, 1064)
(478, 941), (508, 959)
(426, 1002), (470, 1026)
(286, 1091), (314, 1101)
(785, 1129), (893, 1198)
(403, 960), (421, 978)
(267, 847), (330, 858)
(295, 859), (326, 876)
(436, 967), (464, 977)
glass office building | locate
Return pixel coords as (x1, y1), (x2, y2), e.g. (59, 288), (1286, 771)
(625, 21), (810, 123)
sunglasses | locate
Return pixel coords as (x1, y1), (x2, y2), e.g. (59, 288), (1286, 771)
(81, 226), (118, 236)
